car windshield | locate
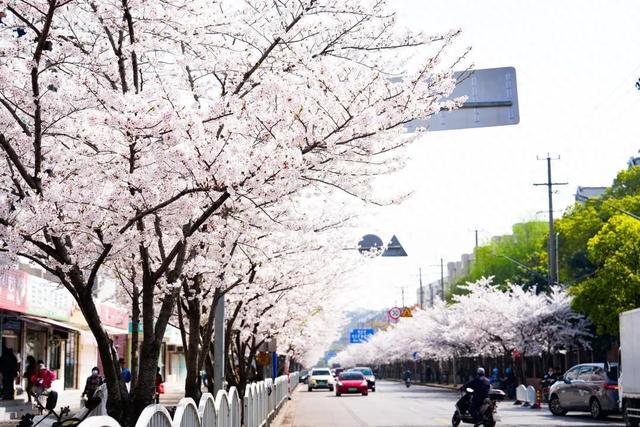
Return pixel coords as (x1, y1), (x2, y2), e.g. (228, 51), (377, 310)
(312, 369), (331, 376)
(340, 372), (364, 380)
(354, 368), (373, 375)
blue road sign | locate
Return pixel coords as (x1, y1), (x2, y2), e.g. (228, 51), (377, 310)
(349, 328), (375, 344)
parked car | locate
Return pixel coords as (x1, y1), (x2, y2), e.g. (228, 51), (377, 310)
(335, 371), (368, 397)
(548, 363), (619, 419)
(348, 367), (376, 392)
(308, 368), (334, 392)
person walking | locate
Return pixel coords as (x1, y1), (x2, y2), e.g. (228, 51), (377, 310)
(119, 358), (132, 388)
(22, 355), (37, 403)
(81, 367), (103, 400)
(155, 367), (163, 404)
(0, 347), (18, 400)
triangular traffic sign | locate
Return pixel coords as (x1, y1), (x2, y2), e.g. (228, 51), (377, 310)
(382, 235), (408, 257)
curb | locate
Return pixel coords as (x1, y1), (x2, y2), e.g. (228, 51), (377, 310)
(384, 378), (459, 391)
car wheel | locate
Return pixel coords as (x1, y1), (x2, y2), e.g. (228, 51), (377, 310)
(308, 387), (312, 392)
(451, 412), (461, 427)
(336, 392), (341, 397)
(362, 392), (368, 396)
(590, 398), (604, 419)
(329, 386), (334, 392)
(549, 395), (567, 416)
(372, 387), (376, 392)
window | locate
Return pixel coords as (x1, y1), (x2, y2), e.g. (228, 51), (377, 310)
(354, 368), (373, 376)
(312, 369), (331, 376)
(564, 367), (580, 381)
(577, 366), (596, 381)
(339, 372), (364, 381)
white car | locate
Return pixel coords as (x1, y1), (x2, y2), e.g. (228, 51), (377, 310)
(308, 368), (334, 392)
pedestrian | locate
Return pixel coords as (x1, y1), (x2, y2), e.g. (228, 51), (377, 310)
(0, 347), (18, 400)
(503, 367), (516, 399)
(119, 358), (131, 384)
(81, 367), (103, 400)
(31, 360), (55, 400)
(155, 367), (163, 404)
(22, 355), (37, 403)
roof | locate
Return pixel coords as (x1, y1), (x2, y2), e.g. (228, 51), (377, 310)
(575, 186), (607, 203)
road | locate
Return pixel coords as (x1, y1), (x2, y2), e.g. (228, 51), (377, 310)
(273, 380), (624, 427)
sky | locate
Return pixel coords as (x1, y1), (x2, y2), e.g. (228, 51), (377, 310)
(345, 0), (640, 310)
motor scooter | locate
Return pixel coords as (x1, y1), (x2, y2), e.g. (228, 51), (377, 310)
(405, 378), (411, 388)
(451, 387), (505, 427)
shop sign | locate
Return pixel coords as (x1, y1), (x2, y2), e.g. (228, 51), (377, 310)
(0, 269), (28, 313)
(27, 276), (73, 321)
(98, 303), (129, 329)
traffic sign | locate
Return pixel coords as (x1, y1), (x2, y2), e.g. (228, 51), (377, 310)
(400, 307), (413, 318)
(407, 66), (519, 132)
(388, 307), (401, 320)
(349, 328), (375, 343)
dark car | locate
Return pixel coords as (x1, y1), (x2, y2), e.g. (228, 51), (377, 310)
(349, 367), (376, 391)
(548, 363), (619, 419)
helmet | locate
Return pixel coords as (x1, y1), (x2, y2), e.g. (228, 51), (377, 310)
(477, 367), (485, 376)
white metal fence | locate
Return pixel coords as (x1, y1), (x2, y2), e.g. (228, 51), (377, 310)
(78, 373), (297, 427)
(515, 384), (539, 407)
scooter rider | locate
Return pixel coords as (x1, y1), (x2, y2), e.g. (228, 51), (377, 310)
(462, 367), (490, 422)
(403, 369), (412, 383)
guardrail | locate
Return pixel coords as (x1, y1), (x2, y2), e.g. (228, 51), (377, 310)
(79, 373), (297, 427)
(515, 384), (538, 407)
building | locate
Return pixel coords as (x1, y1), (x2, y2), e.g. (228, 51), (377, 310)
(575, 186), (607, 203)
(0, 256), (191, 396)
(416, 253), (474, 308)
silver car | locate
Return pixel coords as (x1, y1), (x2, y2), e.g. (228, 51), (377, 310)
(549, 363), (619, 419)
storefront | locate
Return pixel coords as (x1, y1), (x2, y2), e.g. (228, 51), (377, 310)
(0, 268), (81, 391)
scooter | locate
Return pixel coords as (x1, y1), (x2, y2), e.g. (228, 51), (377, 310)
(405, 378), (411, 388)
(451, 387), (505, 427)
(17, 385), (106, 427)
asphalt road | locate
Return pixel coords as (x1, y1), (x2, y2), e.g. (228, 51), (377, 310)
(273, 380), (624, 427)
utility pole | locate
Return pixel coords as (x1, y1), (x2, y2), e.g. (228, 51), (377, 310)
(534, 155), (567, 287)
(401, 287), (405, 308)
(474, 229), (479, 248)
(419, 268), (424, 309)
(213, 295), (225, 393)
(440, 258), (445, 300)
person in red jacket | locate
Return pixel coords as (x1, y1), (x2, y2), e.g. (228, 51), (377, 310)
(30, 360), (55, 398)
(155, 367), (163, 403)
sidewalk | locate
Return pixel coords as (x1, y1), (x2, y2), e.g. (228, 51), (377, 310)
(384, 378), (460, 391)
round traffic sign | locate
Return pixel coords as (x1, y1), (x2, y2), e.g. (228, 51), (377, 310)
(388, 307), (401, 320)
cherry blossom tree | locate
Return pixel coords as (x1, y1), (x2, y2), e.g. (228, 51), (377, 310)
(1, 0), (464, 421)
(331, 278), (591, 369)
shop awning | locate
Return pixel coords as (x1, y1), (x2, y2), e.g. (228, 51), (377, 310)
(22, 315), (84, 333)
(102, 325), (129, 336)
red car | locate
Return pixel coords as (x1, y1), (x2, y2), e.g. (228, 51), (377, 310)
(335, 372), (368, 396)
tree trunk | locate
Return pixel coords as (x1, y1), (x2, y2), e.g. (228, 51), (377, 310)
(76, 287), (131, 426)
(184, 292), (202, 402)
(130, 283), (140, 391)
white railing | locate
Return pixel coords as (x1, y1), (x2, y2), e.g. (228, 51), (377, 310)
(514, 384), (539, 407)
(79, 373), (297, 427)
